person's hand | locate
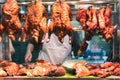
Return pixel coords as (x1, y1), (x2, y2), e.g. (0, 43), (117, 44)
(25, 52), (32, 63)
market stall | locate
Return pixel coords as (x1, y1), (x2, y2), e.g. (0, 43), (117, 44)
(0, 0), (119, 79)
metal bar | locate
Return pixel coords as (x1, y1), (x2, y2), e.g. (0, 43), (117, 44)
(0, 1), (118, 5)
(20, 1), (119, 5)
(66, 1), (119, 5)
(73, 27), (83, 31)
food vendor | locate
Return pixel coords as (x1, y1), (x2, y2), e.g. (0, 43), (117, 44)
(25, 0), (73, 65)
(12, 4), (39, 63)
(25, 32), (72, 65)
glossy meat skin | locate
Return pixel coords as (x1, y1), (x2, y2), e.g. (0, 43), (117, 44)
(73, 61), (90, 77)
(1, 59), (120, 77)
(0, 68), (7, 77)
(48, 1), (73, 43)
(86, 62), (120, 78)
(0, 59), (66, 77)
(98, 6), (114, 41)
(103, 6), (114, 41)
(76, 6), (97, 54)
(76, 6), (114, 54)
(86, 6), (97, 30)
(2, 0), (22, 41)
(97, 7), (106, 30)
(100, 62), (113, 68)
(24, 0), (47, 42)
(1, 60), (19, 76)
(17, 59), (66, 77)
(104, 6), (111, 25)
(113, 67), (120, 75)
(76, 8), (87, 30)
(76, 6), (97, 31)
(0, 23), (4, 42)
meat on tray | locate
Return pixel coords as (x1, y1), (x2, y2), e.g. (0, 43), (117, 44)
(73, 61), (120, 78)
(2, 0), (22, 41)
(73, 61), (90, 77)
(18, 59), (66, 77)
(0, 59), (66, 77)
(48, 0), (74, 43)
(0, 59), (120, 78)
(23, 0), (47, 43)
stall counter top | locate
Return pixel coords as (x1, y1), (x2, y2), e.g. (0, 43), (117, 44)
(1, 73), (120, 80)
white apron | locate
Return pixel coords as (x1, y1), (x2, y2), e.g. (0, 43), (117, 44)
(38, 33), (71, 65)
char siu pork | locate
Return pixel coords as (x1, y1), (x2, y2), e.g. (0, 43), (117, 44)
(86, 6), (97, 30)
(103, 6), (114, 41)
(76, 6), (114, 54)
(97, 7), (106, 30)
(98, 6), (114, 41)
(0, 23), (4, 42)
(76, 8), (87, 30)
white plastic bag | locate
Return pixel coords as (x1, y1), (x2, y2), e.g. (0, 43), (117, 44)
(38, 33), (71, 65)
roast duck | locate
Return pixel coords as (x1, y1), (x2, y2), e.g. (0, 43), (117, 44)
(2, 0), (22, 41)
(0, 59), (66, 77)
(76, 6), (114, 53)
(23, 0), (47, 42)
(48, 0), (74, 43)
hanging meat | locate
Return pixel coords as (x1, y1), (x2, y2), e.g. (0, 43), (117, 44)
(48, 0), (73, 43)
(76, 8), (87, 30)
(76, 6), (114, 54)
(86, 6), (97, 30)
(103, 6), (114, 41)
(76, 6), (97, 31)
(23, 0), (47, 43)
(0, 23), (4, 42)
(76, 6), (96, 54)
(98, 6), (114, 41)
(97, 7), (106, 31)
(2, 0), (22, 41)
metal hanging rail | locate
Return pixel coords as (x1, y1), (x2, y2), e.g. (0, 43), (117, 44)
(0, 1), (118, 5)
(20, 1), (118, 5)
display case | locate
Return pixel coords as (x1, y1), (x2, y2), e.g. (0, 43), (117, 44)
(0, 0), (119, 79)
